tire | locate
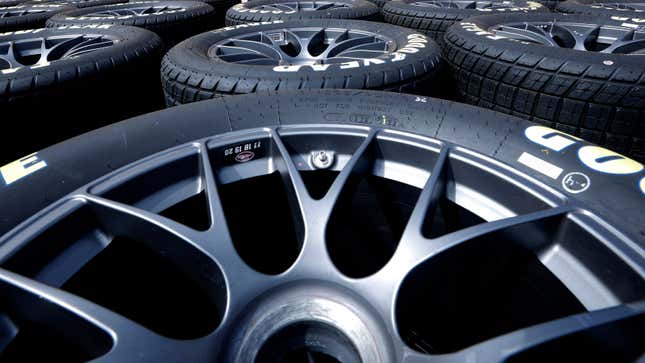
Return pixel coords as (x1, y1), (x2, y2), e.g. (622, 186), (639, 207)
(382, 0), (546, 47)
(0, 89), (643, 255)
(366, 0), (389, 6)
(24, 0), (127, 9)
(0, 3), (72, 32)
(161, 19), (442, 106)
(443, 13), (645, 161)
(0, 25), (164, 165)
(556, 0), (645, 15)
(224, 0), (380, 25)
(45, 1), (216, 45)
(537, 0), (561, 8)
(0, 0), (26, 6)
(195, 0), (239, 26)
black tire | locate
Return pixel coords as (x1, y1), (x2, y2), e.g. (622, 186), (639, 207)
(537, 0), (561, 8)
(24, 0), (127, 9)
(0, 89), (643, 249)
(0, 3), (72, 32)
(556, 0), (645, 15)
(225, 0), (379, 25)
(0, 0), (26, 6)
(195, 0), (239, 26)
(443, 13), (645, 161)
(0, 25), (163, 165)
(367, 0), (389, 6)
(45, 1), (216, 45)
(161, 19), (442, 106)
(382, 0), (546, 47)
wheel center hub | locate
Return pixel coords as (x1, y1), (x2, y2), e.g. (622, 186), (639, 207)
(225, 282), (393, 363)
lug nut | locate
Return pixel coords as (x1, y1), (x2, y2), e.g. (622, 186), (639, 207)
(311, 150), (334, 169)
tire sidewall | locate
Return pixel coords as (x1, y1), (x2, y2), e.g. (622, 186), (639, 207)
(445, 13), (645, 69)
(164, 19), (440, 83)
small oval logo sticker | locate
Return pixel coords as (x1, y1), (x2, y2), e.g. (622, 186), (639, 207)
(235, 151), (255, 163)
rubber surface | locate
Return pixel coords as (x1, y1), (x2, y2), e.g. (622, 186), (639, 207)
(443, 13), (645, 161)
(366, 0), (388, 6)
(0, 25), (164, 164)
(0, 90), (643, 248)
(46, 1), (216, 45)
(24, 0), (126, 8)
(225, 0), (379, 25)
(556, 0), (645, 16)
(0, 0), (27, 6)
(0, 3), (72, 32)
(382, 0), (546, 47)
(161, 19), (443, 105)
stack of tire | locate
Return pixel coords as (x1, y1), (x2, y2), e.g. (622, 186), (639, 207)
(440, 7), (645, 160)
(1, 0), (644, 163)
(0, 0), (221, 162)
(0, 0), (644, 360)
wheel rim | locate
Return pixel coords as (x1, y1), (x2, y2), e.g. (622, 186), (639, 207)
(490, 21), (645, 54)
(590, 2), (645, 11)
(0, 124), (642, 362)
(410, 0), (520, 9)
(209, 27), (395, 65)
(82, 5), (183, 17)
(0, 34), (118, 71)
(250, 1), (352, 12)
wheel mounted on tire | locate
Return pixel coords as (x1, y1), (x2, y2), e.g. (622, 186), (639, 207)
(443, 13), (645, 161)
(556, 0), (645, 16)
(45, 1), (216, 45)
(161, 19), (443, 106)
(0, 25), (163, 164)
(382, 0), (546, 47)
(24, 0), (127, 9)
(0, 3), (72, 32)
(0, 90), (642, 362)
(224, 0), (380, 25)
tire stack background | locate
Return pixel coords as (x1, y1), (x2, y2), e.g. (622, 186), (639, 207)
(0, 0), (643, 161)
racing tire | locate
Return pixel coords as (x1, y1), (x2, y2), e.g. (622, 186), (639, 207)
(161, 19), (443, 106)
(0, 3), (71, 31)
(443, 13), (645, 160)
(45, 1), (216, 45)
(382, 0), (546, 47)
(0, 91), (642, 363)
(0, 25), (163, 165)
(224, 0), (380, 25)
(556, 0), (645, 16)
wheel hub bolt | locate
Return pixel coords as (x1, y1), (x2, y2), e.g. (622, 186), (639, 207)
(311, 150), (334, 169)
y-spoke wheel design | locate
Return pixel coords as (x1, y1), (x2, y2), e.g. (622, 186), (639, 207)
(0, 120), (642, 362)
(491, 21), (645, 54)
(410, 0), (520, 9)
(251, 1), (351, 11)
(210, 27), (393, 65)
(0, 34), (117, 70)
(82, 5), (182, 17)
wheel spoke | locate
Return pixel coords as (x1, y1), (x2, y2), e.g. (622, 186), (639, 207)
(225, 39), (285, 61)
(269, 130), (310, 235)
(321, 129), (378, 212)
(494, 24), (559, 47)
(399, 147), (449, 244)
(383, 205), (575, 294)
(601, 30), (645, 54)
(434, 301), (645, 363)
(325, 35), (382, 58)
(0, 41), (22, 69)
(0, 267), (155, 343)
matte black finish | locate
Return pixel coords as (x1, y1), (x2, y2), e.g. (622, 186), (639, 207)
(0, 90), (643, 362)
